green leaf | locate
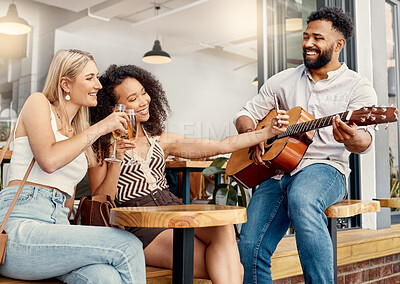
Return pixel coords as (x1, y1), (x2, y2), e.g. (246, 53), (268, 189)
(215, 185), (238, 206)
(209, 157), (229, 168)
(238, 184), (247, 208)
(202, 166), (225, 177)
(212, 183), (230, 201)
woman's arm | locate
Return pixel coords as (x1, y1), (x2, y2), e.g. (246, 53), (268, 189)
(88, 138), (135, 200)
(19, 93), (129, 173)
(161, 110), (288, 159)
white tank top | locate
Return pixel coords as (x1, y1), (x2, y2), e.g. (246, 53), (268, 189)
(7, 101), (87, 198)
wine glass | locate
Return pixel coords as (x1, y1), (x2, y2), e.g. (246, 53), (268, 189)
(105, 104), (126, 163)
(126, 109), (138, 165)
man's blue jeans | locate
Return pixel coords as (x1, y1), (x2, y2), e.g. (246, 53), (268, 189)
(238, 164), (346, 284)
(0, 185), (146, 284)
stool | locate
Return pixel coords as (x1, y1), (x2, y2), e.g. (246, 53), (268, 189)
(374, 197), (400, 208)
(325, 200), (380, 284)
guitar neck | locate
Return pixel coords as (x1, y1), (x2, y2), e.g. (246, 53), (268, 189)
(277, 111), (349, 138)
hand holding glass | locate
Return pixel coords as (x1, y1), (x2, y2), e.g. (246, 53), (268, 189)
(105, 104), (126, 163)
(126, 109), (137, 165)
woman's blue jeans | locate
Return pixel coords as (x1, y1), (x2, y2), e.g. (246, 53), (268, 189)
(238, 164), (346, 284)
(0, 185), (146, 284)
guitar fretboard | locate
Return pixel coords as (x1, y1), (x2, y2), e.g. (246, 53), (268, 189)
(277, 111), (349, 138)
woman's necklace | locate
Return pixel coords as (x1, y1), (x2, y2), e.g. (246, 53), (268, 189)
(54, 106), (73, 132)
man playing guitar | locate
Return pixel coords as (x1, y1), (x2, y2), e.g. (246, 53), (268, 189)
(236, 7), (377, 284)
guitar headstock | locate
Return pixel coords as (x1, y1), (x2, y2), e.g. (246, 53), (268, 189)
(348, 106), (398, 126)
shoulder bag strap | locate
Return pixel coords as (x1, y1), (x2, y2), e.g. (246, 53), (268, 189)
(0, 125), (35, 232)
(72, 196), (88, 225)
(0, 158), (34, 232)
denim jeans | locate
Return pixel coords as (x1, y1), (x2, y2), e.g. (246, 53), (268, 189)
(0, 185), (146, 284)
(238, 164), (346, 284)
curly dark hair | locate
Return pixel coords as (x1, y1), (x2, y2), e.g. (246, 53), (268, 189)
(307, 7), (353, 40)
(89, 64), (170, 164)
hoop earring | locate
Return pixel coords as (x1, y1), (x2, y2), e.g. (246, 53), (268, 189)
(65, 93), (71, 101)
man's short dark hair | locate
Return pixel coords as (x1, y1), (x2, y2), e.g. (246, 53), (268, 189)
(307, 7), (353, 40)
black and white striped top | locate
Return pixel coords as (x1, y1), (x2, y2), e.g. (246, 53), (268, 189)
(116, 131), (168, 203)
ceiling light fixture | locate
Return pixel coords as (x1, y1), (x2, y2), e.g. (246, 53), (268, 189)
(142, 5), (171, 64)
(0, 2), (31, 35)
(252, 77), (258, 86)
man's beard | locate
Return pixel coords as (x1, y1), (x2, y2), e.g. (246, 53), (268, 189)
(303, 44), (334, 69)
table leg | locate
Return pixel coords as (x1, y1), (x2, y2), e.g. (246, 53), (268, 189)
(173, 228), (194, 284)
(328, 218), (338, 284)
(182, 168), (190, 204)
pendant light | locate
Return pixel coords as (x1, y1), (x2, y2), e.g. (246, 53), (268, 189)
(252, 77), (258, 86)
(142, 39), (172, 64)
(0, 2), (31, 35)
(142, 5), (171, 64)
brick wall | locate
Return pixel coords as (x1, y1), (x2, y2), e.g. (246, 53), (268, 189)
(274, 253), (400, 284)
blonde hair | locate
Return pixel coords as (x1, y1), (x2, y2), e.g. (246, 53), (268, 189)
(42, 49), (96, 166)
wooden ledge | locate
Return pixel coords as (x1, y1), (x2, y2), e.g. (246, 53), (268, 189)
(324, 200), (380, 218)
(0, 266), (174, 283)
(374, 198), (400, 208)
(271, 224), (400, 280)
(0, 277), (60, 283)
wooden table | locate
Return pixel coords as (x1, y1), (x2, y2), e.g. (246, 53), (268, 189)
(110, 204), (246, 284)
(165, 160), (225, 204)
(0, 149), (12, 188)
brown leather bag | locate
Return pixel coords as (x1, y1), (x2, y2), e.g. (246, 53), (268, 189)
(73, 195), (124, 230)
(0, 126), (35, 265)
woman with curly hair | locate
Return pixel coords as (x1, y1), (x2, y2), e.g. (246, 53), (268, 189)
(88, 64), (288, 283)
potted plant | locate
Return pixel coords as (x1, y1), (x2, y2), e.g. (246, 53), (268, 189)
(202, 157), (250, 208)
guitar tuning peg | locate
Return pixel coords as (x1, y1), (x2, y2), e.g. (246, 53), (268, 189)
(374, 124), (379, 131)
(380, 106), (387, 112)
(372, 107), (377, 112)
(385, 123), (389, 129)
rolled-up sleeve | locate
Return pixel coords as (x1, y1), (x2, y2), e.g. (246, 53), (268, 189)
(349, 80), (378, 154)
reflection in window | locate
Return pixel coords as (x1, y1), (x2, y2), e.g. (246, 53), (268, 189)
(385, 2), (399, 205)
(265, 0), (316, 75)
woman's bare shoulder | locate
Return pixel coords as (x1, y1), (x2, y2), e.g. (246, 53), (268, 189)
(19, 93), (51, 123)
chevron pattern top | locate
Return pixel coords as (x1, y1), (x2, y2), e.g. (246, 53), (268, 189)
(116, 133), (168, 203)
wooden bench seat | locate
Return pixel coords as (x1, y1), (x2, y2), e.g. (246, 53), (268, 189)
(0, 266), (173, 283)
(324, 199), (380, 284)
(374, 197), (400, 208)
(0, 266), (211, 284)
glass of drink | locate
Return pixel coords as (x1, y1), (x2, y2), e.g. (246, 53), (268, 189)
(105, 104), (126, 163)
(126, 109), (138, 165)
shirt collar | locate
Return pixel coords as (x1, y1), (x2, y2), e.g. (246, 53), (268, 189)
(304, 62), (348, 82)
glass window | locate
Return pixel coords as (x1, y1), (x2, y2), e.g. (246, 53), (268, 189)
(385, 1), (400, 223)
(264, 0), (317, 76)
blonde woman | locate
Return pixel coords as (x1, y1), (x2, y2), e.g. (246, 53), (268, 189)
(0, 50), (145, 283)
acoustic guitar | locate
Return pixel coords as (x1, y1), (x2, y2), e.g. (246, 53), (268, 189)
(225, 106), (398, 188)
